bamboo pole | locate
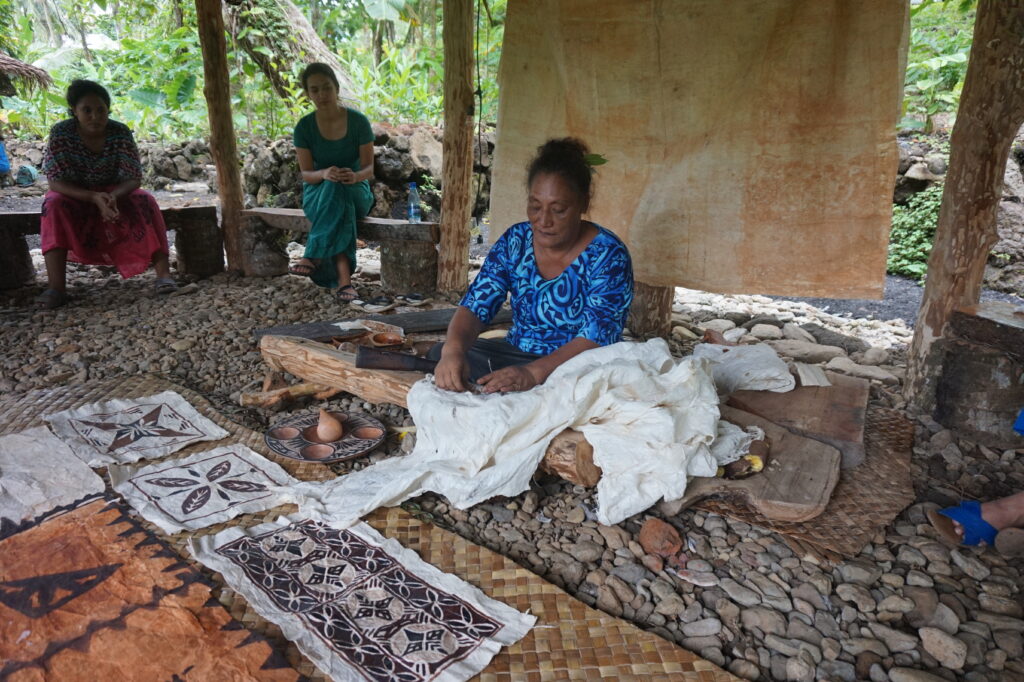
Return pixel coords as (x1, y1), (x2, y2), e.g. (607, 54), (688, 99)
(904, 0), (1024, 411)
(437, 0), (474, 292)
(195, 0), (246, 272)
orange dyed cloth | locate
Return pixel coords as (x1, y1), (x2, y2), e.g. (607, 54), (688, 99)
(0, 500), (300, 681)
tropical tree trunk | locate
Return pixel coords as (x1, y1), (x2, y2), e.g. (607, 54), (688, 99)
(224, 0), (359, 103)
(904, 0), (1024, 412)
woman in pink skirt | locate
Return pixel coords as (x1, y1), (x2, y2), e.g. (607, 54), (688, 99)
(38, 79), (175, 309)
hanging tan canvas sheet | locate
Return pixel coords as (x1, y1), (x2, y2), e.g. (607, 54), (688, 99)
(490, 0), (909, 298)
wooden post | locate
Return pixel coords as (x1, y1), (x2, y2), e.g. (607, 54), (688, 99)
(628, 281), (674, 338)
(195, 0), (246, 273)
(904, 0), (1024, 412)
(437, 0), (474, 292)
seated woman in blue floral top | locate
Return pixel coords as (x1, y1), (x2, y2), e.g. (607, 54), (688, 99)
(431, 138), (633, 393)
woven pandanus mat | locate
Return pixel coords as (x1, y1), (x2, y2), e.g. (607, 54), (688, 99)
(363, 507), (738, 682)
(695, 406), (915, 560)
(0, 374), (334, 483)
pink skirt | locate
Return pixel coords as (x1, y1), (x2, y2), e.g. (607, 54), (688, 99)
(40, 188), (170, 279)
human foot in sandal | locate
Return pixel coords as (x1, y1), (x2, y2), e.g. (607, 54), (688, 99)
(335, 284), (359, 303)
(928, 491), (1024, 557)
(154, 277), (178, 295)
(288, 259), (319, 277)
(36, 288), (69, 310)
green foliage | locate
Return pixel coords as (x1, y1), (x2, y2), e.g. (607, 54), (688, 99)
(901, 1), (974, 131)
(887, 184), (944, 280)
(5, 0), (507, 141)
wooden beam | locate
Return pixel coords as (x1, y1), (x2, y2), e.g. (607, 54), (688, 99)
(437, 0), (474, 292)
(241, 208), (441, 243)
(260, 334), (600, 485)
(253, 308), (513, 341)
(628, 281), (673, 338)
(195, 0), (246, 273)
(904, 0), (1024, 411)
(1, 205), (217, 235)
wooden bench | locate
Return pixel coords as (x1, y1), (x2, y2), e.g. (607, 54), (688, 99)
(242, 208), (440, 293)
(0, 205), (222, 289)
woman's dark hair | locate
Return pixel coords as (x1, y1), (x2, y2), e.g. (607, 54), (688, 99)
(300, 63), (339, 91)
(66, 79), (111, 109)
(527, 137), (593, 207)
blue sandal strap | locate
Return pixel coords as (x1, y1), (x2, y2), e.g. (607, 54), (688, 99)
(938, 501), (998, 546)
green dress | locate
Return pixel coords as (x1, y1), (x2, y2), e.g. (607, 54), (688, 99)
(293, 108), (375, 289)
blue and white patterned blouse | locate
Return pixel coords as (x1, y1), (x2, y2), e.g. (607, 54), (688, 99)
(461, 221), (634, 355)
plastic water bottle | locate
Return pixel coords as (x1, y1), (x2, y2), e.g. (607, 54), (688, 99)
(407, 182), (421, 223)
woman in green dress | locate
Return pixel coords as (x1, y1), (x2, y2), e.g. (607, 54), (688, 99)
(290, 63), (375, 302)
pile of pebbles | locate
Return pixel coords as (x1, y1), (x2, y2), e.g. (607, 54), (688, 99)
(0, 258), (1021, 682)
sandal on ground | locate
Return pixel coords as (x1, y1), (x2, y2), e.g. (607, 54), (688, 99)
(927, 501), (998, 547)
(995, 528), (1024, 558)
(154, 277), (178, 295)
(351, 295), (395, 314)
(396, 293), (429, 307)
(335, 285), (359, 304)
(288, 260), (319, 277)
(35, 289), (69, 310)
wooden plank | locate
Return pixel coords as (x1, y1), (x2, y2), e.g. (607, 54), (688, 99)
(253, 308), (513, 341)
(727, 371), (869, 469)
(659, 405), (841, 523)
(628, 281), (673, 338)
(260, 334), (600, 484)
(905, 0), (1024, 411)
(196, 0), (246, 273)
(241, 208), (440, 243)
(437, 0), (474, 291)
(0, 205), (217, 235)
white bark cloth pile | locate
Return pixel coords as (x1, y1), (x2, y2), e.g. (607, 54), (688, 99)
(299, 339), (770, 527)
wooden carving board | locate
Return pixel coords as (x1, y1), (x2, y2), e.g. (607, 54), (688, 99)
(660, 405), (841, 523)
(726, 371), (870, 469)
(259, 335), (601, 486)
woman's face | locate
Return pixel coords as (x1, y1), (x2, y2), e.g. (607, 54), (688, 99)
(527, 172), (587, 250)
(305, 73), (338, 109)
(72, 94), (109, 136)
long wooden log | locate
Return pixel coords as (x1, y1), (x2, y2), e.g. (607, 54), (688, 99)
(259, 334), (599, 485)
(904, 0), (1024, 411)
(195, 0), (246, 272)
(437, 0), (474, 292)
(241, 208), (441, 243)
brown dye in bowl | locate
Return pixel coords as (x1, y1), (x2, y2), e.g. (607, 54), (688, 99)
(371, 332), (404, 347)
(270, 426), (300, 439)
(352, 426), (385, 440)
(301, 444), (335, 460)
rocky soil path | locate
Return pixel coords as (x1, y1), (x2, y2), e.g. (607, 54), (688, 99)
(0, 245), (1022, 682)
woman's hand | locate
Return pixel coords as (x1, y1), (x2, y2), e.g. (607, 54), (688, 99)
(478, 365), (538, 394)
(92, 191), (119, 222)
(336, 167), (357, 184)
(434, 352), (472, 392)
(321, 166), (347, 183)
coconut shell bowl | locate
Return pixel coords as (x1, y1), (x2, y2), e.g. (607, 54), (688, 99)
(264, 409), (387, 463)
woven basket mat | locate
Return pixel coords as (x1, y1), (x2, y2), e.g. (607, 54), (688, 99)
(693, 406), (915, 561)
(0, 374), (334, 483)
(1, 376), (736, 681)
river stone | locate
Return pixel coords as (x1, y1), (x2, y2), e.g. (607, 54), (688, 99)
(867, 622), (919, 652)
(979, 592), (1023, 618)
(958, 631), (988, 667)
(596, 584), (623, 617)
(904, 586), (939, 628)
(838, 559), (882, 586)
(741, 607), (787, 636)
(994, 630), (1023, 658)
(821, 637), (841, 660)
(800, 323), (870, 353)
(927, 602), (960, 635)
(906, 570), (934, 587)
(596, 524), (629, 550)
(702, 319), (736, 333)
(565, 506), (586, 524)
(888, 668), (950, 682)
(610, 562), (649, 585)
(896, 545), (928, 567)
(814, 611), (842, 640)
(976, 611), (1024, 632)
(604, 574), (635, 604)
(792, 582), (827, 609)
(750, 323), (784, 340)
(817, 660), (856, 682)
(700, 646), (726, 668)
(765, 340), (846, 363)
(919, 627), (967, 669)
(654, 592), (686, 616)
(727, 659), (760, 680)
(585, 569), (606, 586)
(568, 540), (603, 562)
(877, 595), (915, 613)
(825, 356), (899, 384)
(949, 549), (991, 581)
(786, 654), (815, 682)
(841, 638), (888, 657)
(720, 578), (761, 607)
(682, 618), (722, 637)
(836, 583), (875, 612)
(782, 323), (817, 343)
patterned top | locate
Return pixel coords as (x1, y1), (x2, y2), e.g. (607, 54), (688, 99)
(42, 119), (142, 188)
(462, 221), (634, 355)
(293, 108), (374, 172)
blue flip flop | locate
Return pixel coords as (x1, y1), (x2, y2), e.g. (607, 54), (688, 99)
(927, 501), (998, 547)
